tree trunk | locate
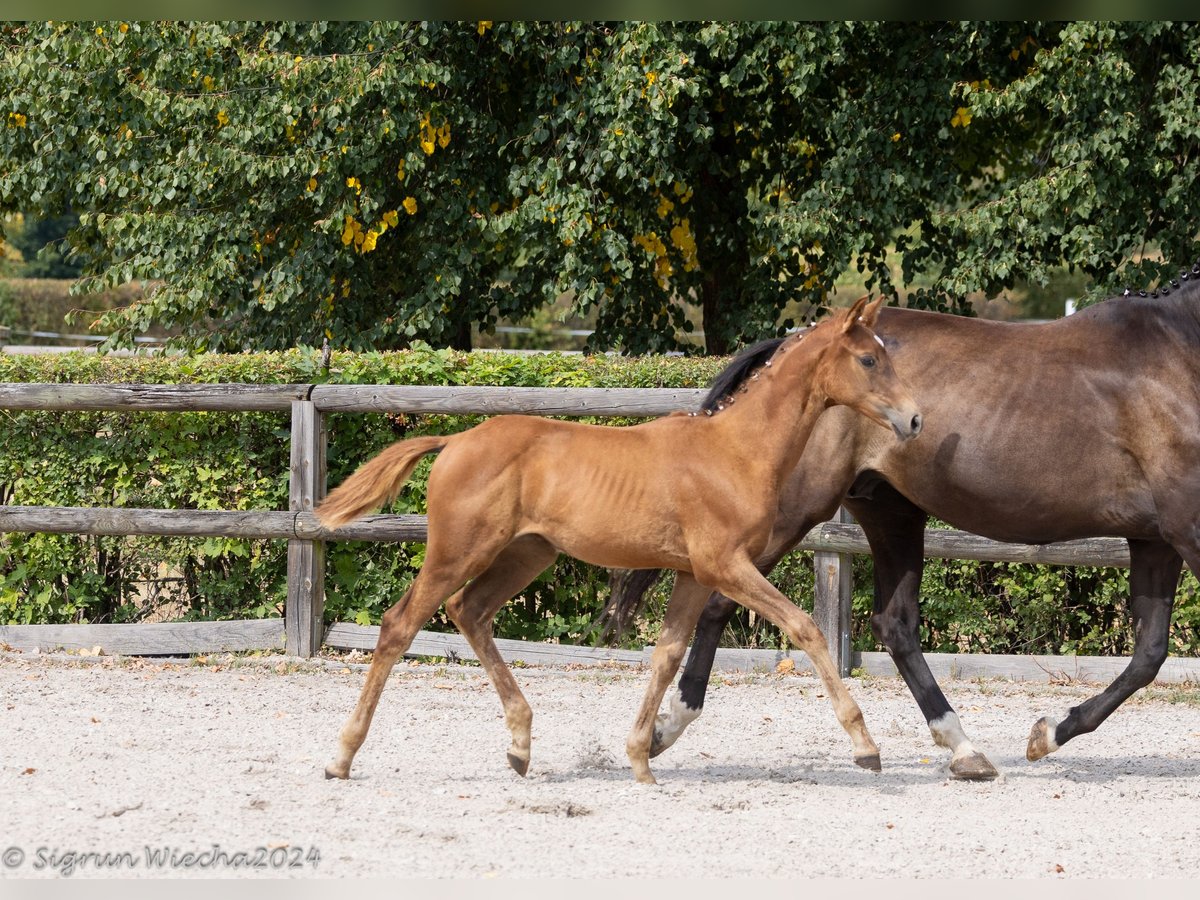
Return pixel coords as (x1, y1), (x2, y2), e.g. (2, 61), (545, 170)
(449, 315), (472, 351)
(701, 272), (733, 356)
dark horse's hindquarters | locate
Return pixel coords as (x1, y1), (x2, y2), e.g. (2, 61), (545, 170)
(608, 278), (1200, 780)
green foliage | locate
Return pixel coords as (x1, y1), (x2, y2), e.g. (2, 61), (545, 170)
(2, 22), (1197, 356)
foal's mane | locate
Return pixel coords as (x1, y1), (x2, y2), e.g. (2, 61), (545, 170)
(700, 337), (787, 412)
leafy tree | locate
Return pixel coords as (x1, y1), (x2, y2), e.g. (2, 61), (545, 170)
(1, 21), (1197, 354)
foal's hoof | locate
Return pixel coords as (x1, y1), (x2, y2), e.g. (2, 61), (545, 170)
(324, 764), (350, 780)
(507, 751), (530, 777)
(854, 752), (882, 772)
(1026, 717), (1060, 762)
(949, 751), (1000, 781)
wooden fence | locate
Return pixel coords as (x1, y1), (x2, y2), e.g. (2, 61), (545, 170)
(2, 381), (1196, 683)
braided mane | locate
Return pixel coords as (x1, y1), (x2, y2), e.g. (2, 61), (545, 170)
(699, 337), (786, 412)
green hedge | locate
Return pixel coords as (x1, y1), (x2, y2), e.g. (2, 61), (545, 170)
(1, 346), (1197, 657)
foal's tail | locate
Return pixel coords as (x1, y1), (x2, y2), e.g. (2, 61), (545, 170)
(315, 436), (448, 530)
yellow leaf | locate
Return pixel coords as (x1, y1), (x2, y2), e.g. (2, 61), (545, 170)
(403, 196), (418, 215)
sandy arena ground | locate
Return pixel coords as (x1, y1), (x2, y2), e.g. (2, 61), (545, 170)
(2, 649), (1199, 880)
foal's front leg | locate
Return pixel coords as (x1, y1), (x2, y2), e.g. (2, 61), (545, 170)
(703, 555), (882, 772)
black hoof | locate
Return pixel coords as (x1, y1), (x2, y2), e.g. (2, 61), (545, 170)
(507, 752), (530, 777)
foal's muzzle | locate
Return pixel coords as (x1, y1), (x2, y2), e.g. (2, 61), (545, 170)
(887, 408), (923, 441)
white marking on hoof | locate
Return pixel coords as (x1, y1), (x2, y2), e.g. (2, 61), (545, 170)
(929, 711), (970, 751)
(929, 712), (1000, 779)
(652, 693), (702, 757)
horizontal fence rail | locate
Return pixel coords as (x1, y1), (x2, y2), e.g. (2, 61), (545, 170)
(0, 380), (1172, 681)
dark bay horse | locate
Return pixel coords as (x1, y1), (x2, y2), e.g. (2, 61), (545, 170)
(316, 297), (923, 784)
(609, 274), (1200, 781)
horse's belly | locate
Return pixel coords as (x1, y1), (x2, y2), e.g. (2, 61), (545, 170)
(910, 476), (1160, 544)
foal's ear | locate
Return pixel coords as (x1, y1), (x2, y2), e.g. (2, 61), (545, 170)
(859, 296), (885, 328)
(841, 296), (870, 333)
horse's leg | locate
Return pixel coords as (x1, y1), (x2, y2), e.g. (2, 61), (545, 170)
(652, 515), (841, 757)
(702, 555), (881, 771)
(1028, 538), (1181, 760)
(626, 572), (715, 784)
(443, 536), (558, 777)
(325, 532), (510, 780)
(649, 591), (734, 757)
(846, 487), (998, 780)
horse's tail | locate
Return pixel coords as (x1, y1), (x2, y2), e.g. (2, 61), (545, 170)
(599, 568), (666, 641)
(316, 436), (449, 530)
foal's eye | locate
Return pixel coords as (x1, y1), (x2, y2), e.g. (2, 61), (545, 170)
(859, 355), (877, 369)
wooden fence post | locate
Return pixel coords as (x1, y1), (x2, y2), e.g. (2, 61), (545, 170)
(813, 506), (854, 677)
(285, 398), (326, 657)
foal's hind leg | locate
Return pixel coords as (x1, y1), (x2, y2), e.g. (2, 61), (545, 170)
(1028, 538), (1181, 760)
(444, 536), (558, 777)
(702, 555), (881, 771)
(325, 539), (508, 780)
(626, 573), (714, 784)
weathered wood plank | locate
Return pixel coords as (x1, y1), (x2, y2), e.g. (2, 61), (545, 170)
(294, 512), (429, 542)
(854, 650), (1200, 684)
(0, 382), (308, 411)
(0, 506), (300, 539)
(322, 625), (1200, 684)
(0, 507), (1136, 571)
(813, 507), (853, 676)
(323, 623), (645, 666)
(309, 384), (705, 417)
(800, 522), (1131, 568)
(0, 619), (284, 655)
(286, 400), (326, 657)
(0, 506), (430, 542)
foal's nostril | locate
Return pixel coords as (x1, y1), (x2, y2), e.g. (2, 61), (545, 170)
(910, 414), (923, 436)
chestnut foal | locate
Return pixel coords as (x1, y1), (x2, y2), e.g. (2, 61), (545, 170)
(317, 296), (922, 784)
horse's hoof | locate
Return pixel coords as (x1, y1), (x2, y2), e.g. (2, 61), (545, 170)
(854, 752), (882, 772)
(633, 769), (658, 785)
(949, 751), (1000, 781)
(649, 727), (668, 759)
(324, 764), (349, 780)
(1026, 717), (1060, 761)
(507, 751), (530, 777)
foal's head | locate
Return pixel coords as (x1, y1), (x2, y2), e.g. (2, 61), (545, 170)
(815, 296), (923, 441)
